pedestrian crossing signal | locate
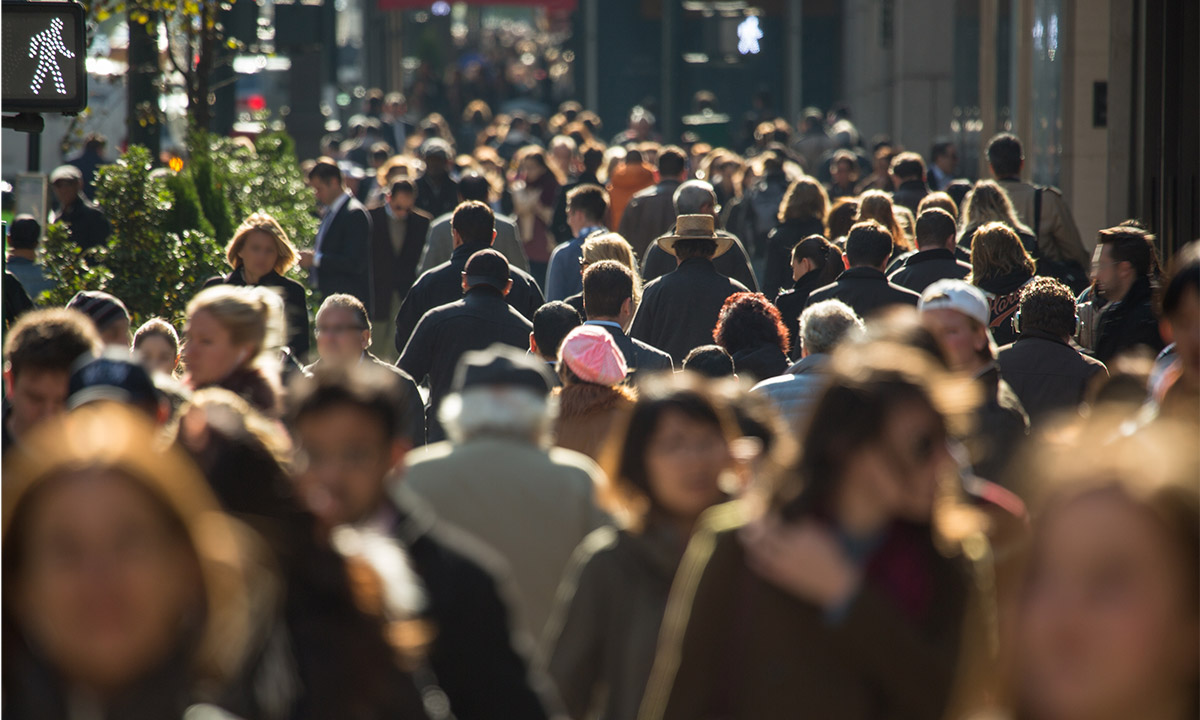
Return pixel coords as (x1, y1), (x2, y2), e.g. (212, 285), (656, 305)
(2, 1), (87, 114)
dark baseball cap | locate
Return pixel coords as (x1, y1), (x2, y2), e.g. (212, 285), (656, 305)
(463, 249), (510, 291)
(452, 344), (553, 397)
(68, 350), (160, 415)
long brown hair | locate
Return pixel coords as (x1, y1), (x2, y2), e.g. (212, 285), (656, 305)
(968, 221), (1035, 283)
(778, 177), (830, 224)
(856, 190), (910, 250)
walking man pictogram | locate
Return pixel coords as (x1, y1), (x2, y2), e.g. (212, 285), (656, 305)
(28, 17), (75, 95)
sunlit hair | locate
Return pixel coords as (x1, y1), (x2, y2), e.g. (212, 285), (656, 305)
(961, 180), (1030, 236)
(225, 212), (299, 274)
(439, 386), (558, 446)
(596, 373), (739, 532)
(581, 232), (642, 306)
(968, 221), (1035, 284)
(777, 177), (830, 224)
(827, 197), (860, 240)
(856, 190), (909, 250)
(713, 292), (790, 356)
(186, 285), (286, 364)
(2, 403), (263, 686)
(918, 191), (959, 220)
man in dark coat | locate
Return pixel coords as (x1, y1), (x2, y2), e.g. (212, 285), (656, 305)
(630, 215), (749, 364)
(369, 178), (432, 358)
(1091, 224), (1164, 363)
(889, 208), (972, 293)
(618, 145), (687, 260)
(997, 278), (1107, 425)
(302, 294), (426, 447)
(582, 260), (673, 378)
(398, 249), (535, 442)
(806, 221), (920, 318)
(299, 159), (373, 312)
(641, 180), (759, 291)
(49, 165), (112, 250)
(888, 152), (929, 213)
(393, 201), (544, 353)
(289, 364), (554, 720)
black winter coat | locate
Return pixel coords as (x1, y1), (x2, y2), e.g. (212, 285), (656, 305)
(394, 241), (545, 353)
(775, 270), (829, 357)
(997, 330), (1107, 424)
(630, 257), (749, 364)
(730, 343), (790, 382)
(888, 248), (971, 294)
(1093, 277), (1164, 363)
(805, 267), (920, 319)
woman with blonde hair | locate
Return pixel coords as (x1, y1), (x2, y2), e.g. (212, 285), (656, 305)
(183, 285), (287, 417)
(764, 177), (830, 300)
(563, 232), (642, 318)
(856, 189), (910, 263)
(204, 212), (310, 360)
(968, 221), (1038, 345)
(958, 180), (1036, 258)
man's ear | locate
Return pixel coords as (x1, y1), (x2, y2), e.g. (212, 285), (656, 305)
(501, 279), (514, 297)
(490, 229), (498, 246)
(361, 330), (371, 350)
(461, 273), (470, 293)
(529, 332), (539, 355)
(620, 297), (634, 319)
(388, 437), (411, 473)
(1160, 318), (1175, 345)
(452, 229), (463, 248)
(3, 365), (13, 396)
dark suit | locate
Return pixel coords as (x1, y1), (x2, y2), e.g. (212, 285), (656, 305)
(313, 194), (373, 313)
(887, 248), (972, 294)
(805, 267), (920, 319)
(203, 268), (311, 360)
(369, 205), (432, 320)
(393, 242), (545, 354)
(631, 257), (749, 364)
(584, 321), (674, 381)
(397, 286), (535, 442)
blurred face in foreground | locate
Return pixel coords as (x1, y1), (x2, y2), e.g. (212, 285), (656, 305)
(644, 409), (729, 522)
(1018, 490), (1199, 720)
(922, 308), (988, 373)
(4, 369), (71, 441)
(237, 230), (281, 282)
(293, 405), (405, 530)
(12, 469), (201, 695)
(182, 310), (253, 387)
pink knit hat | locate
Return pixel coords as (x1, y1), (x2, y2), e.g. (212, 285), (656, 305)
(559, 325), (628, 385)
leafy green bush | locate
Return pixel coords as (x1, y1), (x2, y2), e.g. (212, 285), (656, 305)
(164, 170), (216, 238)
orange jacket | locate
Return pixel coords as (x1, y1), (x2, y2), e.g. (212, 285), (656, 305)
(606, 161), (656, 229)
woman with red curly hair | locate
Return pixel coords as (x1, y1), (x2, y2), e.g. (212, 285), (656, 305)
(713, 292), (791, 381)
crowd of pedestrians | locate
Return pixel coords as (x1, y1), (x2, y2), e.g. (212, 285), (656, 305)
(3, 93), (1198, 720)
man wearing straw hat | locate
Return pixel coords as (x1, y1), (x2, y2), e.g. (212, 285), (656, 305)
(630, 214), (749, 363)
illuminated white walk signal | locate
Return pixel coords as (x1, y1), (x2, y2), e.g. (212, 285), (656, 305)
(2, 1), (88, 113)
(28, 17), (76, 95)
(737, 15), (762, 56)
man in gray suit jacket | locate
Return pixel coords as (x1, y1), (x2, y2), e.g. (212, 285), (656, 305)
(417, 173), (530, 276)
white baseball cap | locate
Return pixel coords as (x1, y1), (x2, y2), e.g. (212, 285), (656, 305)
(918, 279), (991, 327)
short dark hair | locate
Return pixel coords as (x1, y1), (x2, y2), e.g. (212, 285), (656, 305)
(889, 152), (926, 181)
(83, 133), (107, 152)
(845, 221), (894, 268)
(388, 179), (415, 197)
(1017, 277), (1078, 339)
(673, 238), (719, 262)
(4, 308), (100, 380)
(986, 133), (1024, 177)
(290, 363), (409, 441)
(657, 145), (687, 177)
(1161, 241), (1200, 319)
(682, 344), (735, 378)
(8, 215), (41, 250)
(452, 201), (495, 246)
(583, 260), (634, 318)
(581, 144), (605, 173)
(317, 293), (371, 333)
(567, 184), (608, 224)
(1097, 224), (1159, 278)
(532, 301), (582, 360)
(931, 140), (956, 161)
(915, 208), (957, 249)
(307, 158), (343, 185)
(457, 173), (490, 203)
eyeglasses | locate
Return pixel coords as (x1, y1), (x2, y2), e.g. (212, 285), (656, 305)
(315, 324), (365, 337)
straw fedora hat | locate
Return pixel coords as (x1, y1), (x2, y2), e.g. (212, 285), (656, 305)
(656, 214), (735, 258)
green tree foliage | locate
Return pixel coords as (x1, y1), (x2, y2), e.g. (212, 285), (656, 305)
(163, 170), (216, 238)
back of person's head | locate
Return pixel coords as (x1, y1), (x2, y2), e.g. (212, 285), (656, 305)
(657, 145), (687, 177)
(307, 157), (343, 185)
(4, 308), (100, 380)
(83, 132), (107, 152)
(673, 179), (717, 215)
(713, 292), (789, 356)
(791, 235), (846, 286)
(532, 301), (582, 361)
(457, 173), (490, 203)
(566, 183), (608, 224)
(826, 197), (859, 240)
(1016, 277), (1077, 340)
(581, 143), (605, 173)
(682, 344), (736, 378)
(931, 140), (956, 163)
(917, 191), (958, 220)
(317, 293), (372, 333)
(778, 177), (830, 224)
(915, 208), (958, 250)
(944, 179), (973, 209)
(8, 215), (41, 250)
(798, 299), (864, 356)
(844, 221), (894, 269)
(1097, 224), (1159, 279)
(962, 179), (1023, 231)
(290, 362), (409, 441)
(583, 260), (637, 319)
(1161, 241), (1200, 321)
(986, 133), (1024, 177)
(969, 221), (1035, 283)
(889, 152), (926, 181)
(451, 200), (495, 246)
(856, 189), (907, 250)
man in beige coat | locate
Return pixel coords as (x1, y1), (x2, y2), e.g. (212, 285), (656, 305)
(404, 344), (610, 643)
(986, 133), (1092, 270)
